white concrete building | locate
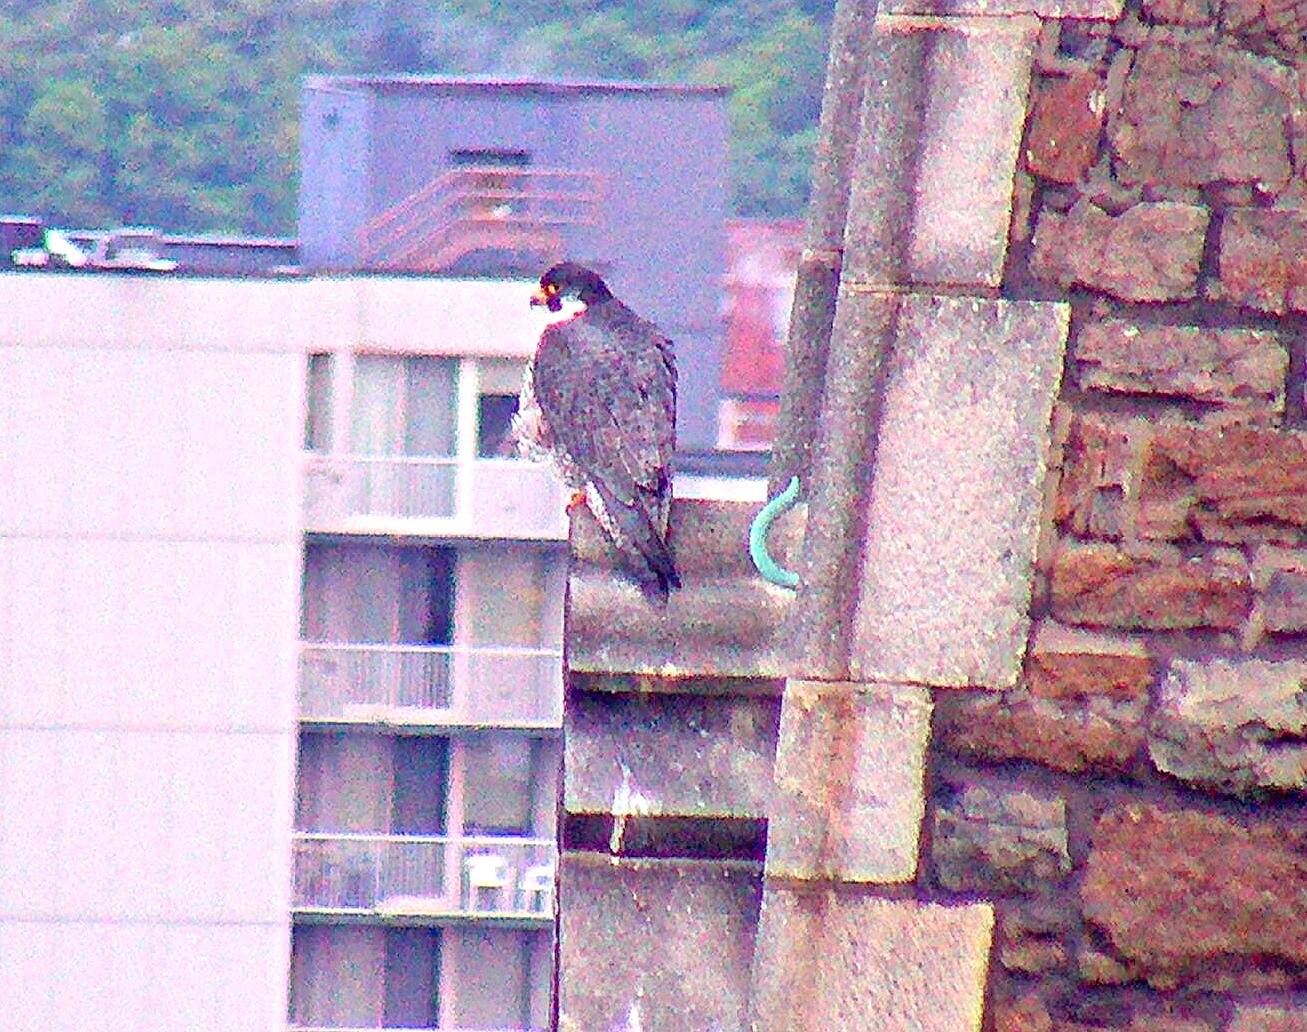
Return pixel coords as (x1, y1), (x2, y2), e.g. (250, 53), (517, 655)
(0, 272), (566, 1031)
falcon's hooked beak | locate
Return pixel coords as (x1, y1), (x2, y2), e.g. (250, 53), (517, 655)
(531, 285), (563, 313)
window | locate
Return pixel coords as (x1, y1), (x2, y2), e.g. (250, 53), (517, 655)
(476, 358), (526, 458)
(305, 352), (333, 452)
(351, 355), (458, 456)
(461, 732), (549, 837)
(301, 542), (455, 645)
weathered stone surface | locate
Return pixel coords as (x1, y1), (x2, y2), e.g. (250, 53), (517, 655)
(1030, 200), (1208, 302)
(1024, 70), (1105, 184)
(1055, 411), (1141, 540)
(1050, 540), (1252, 630)
(1143, 0), (1211, 24)
(1081, 803), (1307, 985)
(888, 0), (1121, 14)
(993, 991), (1053, 1032)
(750, 886), (993, 1032)
(1148, 657), (1307, 795)
(567, 498), (802, 677)
(1222, 0), (1307, 57)
(931, 782), (1070, 894)
(565, 691), (780, 819)
(1108, 42), (1293, 191)
(843, 14), (1038, 289)
(933, 622), (1151, 772)
(767, 681), (931, 883)
(850, 295), (1069, 690)
(1213, 208), (1307, 315)
(1136, 424), (1307, 543)
(1228, 1003), (1307, 1032)
(997, 901), (1072, 974)
(559, 855), (761, 1032)
(1074, 321), (1287, 412)
(1256, 547), (1307, 633)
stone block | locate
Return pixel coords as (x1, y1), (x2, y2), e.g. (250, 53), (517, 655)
(750, 886), (993, 1032)
(1049, 540), (1251, 631)
(1148, 657), (1307, 795)
(996, 900), (1072, 975)
(1108, 41), (1293, 191)
(1074, 321), (1287, 412)
(1055, 410), (1143, 540)
(1221, 0), (1307, 57)
(565, 691), (780, 819)
(766, 681), (931, 883)
(1256, 547), (1307, 633)
(559, 854), (761, 1032)
(843, 14), (1038, 289)
(1136, 423), (1307, 544)
(1030, 199), (1208, 302)
(784, 289), (899, 681)
(1213, 208), (1307, 315)
(1024, 70), (1105, 184)
(931, 781), (1071, 894)
(886, 0), (1121, 16)
(566, 498), (803, 677)
(1228, 1004), (1307, 1032)
(933, 621), (1151, 772)
(1143, 0), (1212, 24)
(1081, 803), (1307, 987)
(849, 295), (1069, 690)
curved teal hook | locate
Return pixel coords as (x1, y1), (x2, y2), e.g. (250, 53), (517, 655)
(749, 475), (801, 589)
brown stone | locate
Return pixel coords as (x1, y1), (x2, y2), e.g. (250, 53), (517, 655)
(1030, 200), (1208, 302)
(934, 623), (1150, 773)
(1055, 411), (1139, 540)
(1081, 803), (1307, 983)
(1148, 657), (1307, 795)
(1049, 540), (1251, 630)
(1221, 0), (1307, 57)
(1028, 621), (1152, 701)
(1228, 1003), (1307, 1032)
(1256, 547), (1307, 633)
(1142, 0), (1211, 24)
(1108, 42), (1293, 191)
(1136, 424), (1307, 542)
(1214, 209), (1307, 315)
(1078, 946), (1133, 984)
(1025, 70), (1105, 184)
(994, 990), (1053, 1032)
(1074, 321), (1287, 412)
(931, 782), (1070, 894)
(998, 901), (1071, 973)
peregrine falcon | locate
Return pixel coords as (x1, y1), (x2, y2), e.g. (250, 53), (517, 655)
(515, 262), (680, 602)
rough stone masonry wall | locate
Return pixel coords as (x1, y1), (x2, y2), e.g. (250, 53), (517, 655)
(932, 4), (1307, 1029)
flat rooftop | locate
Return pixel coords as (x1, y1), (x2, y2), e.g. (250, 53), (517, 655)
(304, 73), (731, 98)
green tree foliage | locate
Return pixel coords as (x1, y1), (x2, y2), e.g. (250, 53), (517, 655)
(0, 0), (834, 234)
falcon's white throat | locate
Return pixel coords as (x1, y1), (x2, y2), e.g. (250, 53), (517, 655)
(529, 294), (588, 328)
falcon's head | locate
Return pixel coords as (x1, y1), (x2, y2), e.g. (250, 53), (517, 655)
(530, 262), (613, 313)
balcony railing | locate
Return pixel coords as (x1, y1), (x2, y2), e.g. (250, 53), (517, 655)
(303, 454), (568, 540)
(359, 165), (602, 273)
(292, 833), (556, 919)
(299, 643), (563, 728)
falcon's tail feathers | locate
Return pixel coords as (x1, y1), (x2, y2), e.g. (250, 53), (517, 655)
(592, 483), (681, 605)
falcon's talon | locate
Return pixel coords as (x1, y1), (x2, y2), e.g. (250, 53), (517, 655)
(566, 490), (588, 512)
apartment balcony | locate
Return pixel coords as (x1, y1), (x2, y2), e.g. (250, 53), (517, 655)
(359, 165), (602, 274)
(292, 833), (556, 922)
(303, 454), (568, 541)
(299, 643), (563, 729)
